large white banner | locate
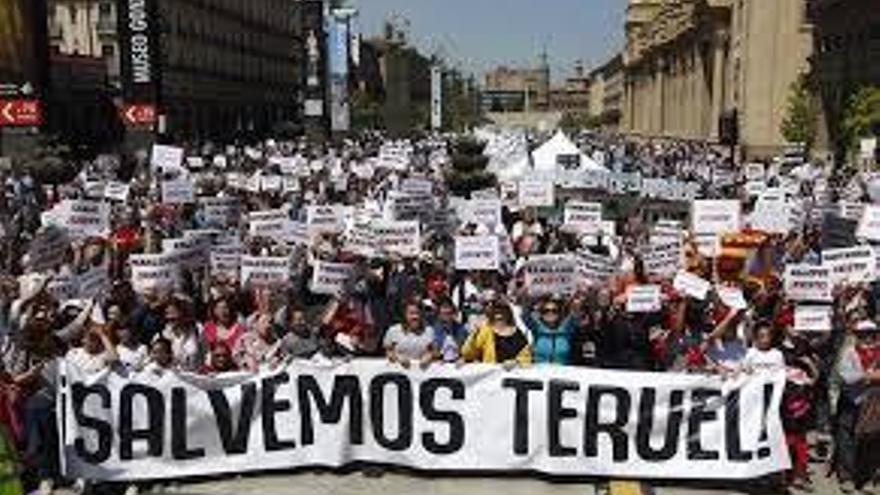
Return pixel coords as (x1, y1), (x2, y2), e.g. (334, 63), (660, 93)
(60, 360), (788, 481)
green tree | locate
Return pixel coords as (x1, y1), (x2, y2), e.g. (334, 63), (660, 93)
(446, 139), (496, 197)
(842, 85), (880, 154)
(780, 73), (820, 152)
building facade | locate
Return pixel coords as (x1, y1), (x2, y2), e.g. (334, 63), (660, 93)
(809, 0), (880, 152)
(623, 0), (813, 157)
(549, 62), (591, 115)
(481, 55), (551, 113)
(115, 0), (301, 144)
(46, 1), (123, 151)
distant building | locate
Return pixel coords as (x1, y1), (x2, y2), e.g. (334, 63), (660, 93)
(623, 0), (814, 158)
(809, 0), (880, 153)
(481, 54), (551, 113)
(549, 61), (591, 115)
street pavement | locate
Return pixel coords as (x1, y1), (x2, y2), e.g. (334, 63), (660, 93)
(52, 463), (867, 495)
(126, 469), (859, 495)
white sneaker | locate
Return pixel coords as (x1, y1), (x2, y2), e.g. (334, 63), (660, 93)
(123, 484), (139, 495)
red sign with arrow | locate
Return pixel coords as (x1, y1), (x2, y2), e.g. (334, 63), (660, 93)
(0, 99), (43, 127)
(120, 104), (157, 127)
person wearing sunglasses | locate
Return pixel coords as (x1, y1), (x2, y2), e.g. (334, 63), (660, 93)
(521, 295), (581, 366)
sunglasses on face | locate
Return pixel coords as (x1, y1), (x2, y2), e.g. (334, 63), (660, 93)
(542, 307), (560, 315)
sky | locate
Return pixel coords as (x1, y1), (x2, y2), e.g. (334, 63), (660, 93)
(350, 0), (627, 82)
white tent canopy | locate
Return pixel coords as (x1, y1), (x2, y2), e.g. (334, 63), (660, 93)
(498, 130), (606, 180)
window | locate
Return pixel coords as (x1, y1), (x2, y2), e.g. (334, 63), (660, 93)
(99, 2), (112, 18)
(102, 44), (115, 58)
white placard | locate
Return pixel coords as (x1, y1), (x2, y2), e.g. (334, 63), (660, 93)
(522, 255), (578, 296)
(210, 252), (241, 280)
(454, 236), (500, 271)
(784, 265), (832, 302)
(104, 182), (130, 202)
(240, 256), (290, 288)
(626, 285), (662, 313)
(823, 246), (877, 285)
(459, 199), (502, 228)
(151, 145), (184, 173)
(794, 305), (832, 332)
(518, 179), (555, 208)
(673, 271), (711, 301)
(717, 286), (747, 310)
(861, 138), (877, 160)
(52, 200), (110, 239)
(857, 205), (880, 241)
(564, 201), (602, 232)
(129, 253), (180, 293)
(161, 179), (195, 204)
(310, 261), (355, 295)
(692, 200), (741, 235)
(374, 221), (421, 258)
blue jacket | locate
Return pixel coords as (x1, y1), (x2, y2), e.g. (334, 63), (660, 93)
(524, 311), (577, 365)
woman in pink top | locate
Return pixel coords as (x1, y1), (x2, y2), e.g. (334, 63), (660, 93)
(202, 297), (246, 352)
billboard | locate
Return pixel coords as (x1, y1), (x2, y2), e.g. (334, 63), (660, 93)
(328, 11), (350, 132)
(0, 0), (48, 96)
(116, 0), (161, 105)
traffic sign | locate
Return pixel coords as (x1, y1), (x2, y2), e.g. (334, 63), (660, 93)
(121, 104), (157, 127)
(0, 99), (43, 127)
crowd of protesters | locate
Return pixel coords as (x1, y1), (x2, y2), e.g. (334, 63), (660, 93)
(0, 130), (877, 495)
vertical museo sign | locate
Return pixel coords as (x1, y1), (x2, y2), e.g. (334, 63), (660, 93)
(431, 66), (442, 131)
(328, 11), (350, 132)
(117, 0), (160, 104)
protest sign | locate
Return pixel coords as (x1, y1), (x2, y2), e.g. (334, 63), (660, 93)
(59, 359), (788, 481)
(857, 205), (880, 241)
(454, 236), (500, 271)
(77, 264), (109, 301)
(374, 221), (421, 258)
(522, 255), (578, 296)
(744, 163), (765, 182)
(53, 200), (110, 239)
(861, 138), (878, 160)
(823, 246), (877, 285)
(717, 286), (747, 311)
(248, 209), (291, 239)
(673, 271), (711, 301)
(151, 145), (184, 173)
(186, 157), (205, 169)
(26, 227), (69, 272)
(103, 182), (130, 202)
(400, 178), (433, 196)
(626, 285), (662, 313)
(129, 253), (180, 293)
(518, 178), (555, 208)
(162, 179), (195, 204)
(692, 200), (741, 235)
(310, 261), (355, 295)
(210, 252), (241, 281)
(387, 191), (434, 221)
(641, 242), (681, 277)
(260, 174), (282, 193)
(563, 201), (602, 233)
(200, 198), (240, 228)
(784, 265), (832, 302)
(240, 256), (290, 288)
(343, 223), (377, 258)
(794, 305), (832, 332)
(46, 275), (78, 302)
(459, 199), (502, 228)
(306, 205), (346, 236)
(576, 252), (616, 286)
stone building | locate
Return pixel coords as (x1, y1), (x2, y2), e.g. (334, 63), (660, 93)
(549, 62), (591, 115)
(809, 0), (880, 153)
(623, 0), (813, 157)
(481, 54), (551, 113)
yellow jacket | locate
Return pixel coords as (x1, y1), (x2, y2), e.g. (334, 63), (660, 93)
(461, 323), (532, 365)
